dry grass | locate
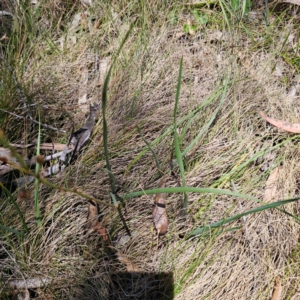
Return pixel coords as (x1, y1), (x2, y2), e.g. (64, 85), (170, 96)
(2, 0), (300, 299)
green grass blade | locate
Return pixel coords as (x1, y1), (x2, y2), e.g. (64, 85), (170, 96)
(102, 23), (134, 195)
(181, 76), (229, 157)
(179, 87), (223, 144)
(110, 192), (119, 206)
(126, 80), (237, 173)
(189, 197), (300, 236)
(173, 57), (188, 211)
(174, 58), (183, 121)
(0, 223), (25, 237)
(1, 184), (29, 234)
(122, 186), (260, 202)
(211, 135), (300, 188)
(219, 0), (231, 33)
(137, 125), (162, 176)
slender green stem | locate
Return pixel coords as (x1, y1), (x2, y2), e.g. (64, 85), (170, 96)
(1, 184), (29, 235)
(173, 57), (188, 211)
(189, 197), (300, 236)
(181, 76), (229, 157)
(122, 186), (260, 202)
(102, 23), (134, 196)
(137, 125), (163, 176)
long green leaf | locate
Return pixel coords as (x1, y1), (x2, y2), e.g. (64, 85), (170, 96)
(122, 186), (260, 202)
(181, 76), (229, 156)
(102, 23), (134, 195)
(126, 83), (232, 173)
(219, 0), (231, 33)
(189, 197), (300, 236)
(137, 126), (162, 176)
(1, 184), (29, 234)
(0, 223), (25, 237)
(179, 88), (223, 144)
(173, 57), (188, 211)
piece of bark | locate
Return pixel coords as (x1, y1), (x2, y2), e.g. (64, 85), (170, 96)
(7, 277), (53, 289)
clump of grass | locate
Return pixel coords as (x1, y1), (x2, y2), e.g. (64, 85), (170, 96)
(2, 1), (300, 299)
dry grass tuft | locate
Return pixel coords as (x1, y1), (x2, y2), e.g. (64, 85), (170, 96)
(2, 1), (300, 299)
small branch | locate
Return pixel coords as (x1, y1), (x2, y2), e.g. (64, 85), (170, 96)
(10, 143), (70, 151)
(6, 160), (114, 208)
(7, 277), (53, 289)
(0, 107), (66, 133)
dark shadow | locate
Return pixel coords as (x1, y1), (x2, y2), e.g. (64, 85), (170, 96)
(78, 271), (174, 300)
(108, 271), (173, 300)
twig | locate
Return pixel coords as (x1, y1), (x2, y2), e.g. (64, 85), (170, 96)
(0, 107), (66, 133)
(6, 159), (114, 208)
(7, 277), (53, 289)
(9, 143), (71, 151)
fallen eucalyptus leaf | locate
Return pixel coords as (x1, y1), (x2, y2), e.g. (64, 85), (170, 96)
(260, 111), (300, 133)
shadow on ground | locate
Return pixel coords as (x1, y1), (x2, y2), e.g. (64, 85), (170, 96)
(79, 271), (174, 300)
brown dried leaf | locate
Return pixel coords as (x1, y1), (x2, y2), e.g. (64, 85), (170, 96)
(260, 111), (300, 133)
(18, 189), (32, 200)
(270, 276), (282, 300)
(152, 178), (168, 235)
(86, 200), (99, 229)
(93, 222), (108, 241)
(115, 250), (140, 272)
(264, 167), (281, 203)
(86, 200), (108, 241)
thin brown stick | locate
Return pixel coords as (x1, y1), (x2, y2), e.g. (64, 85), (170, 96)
(6, 159), (114, 208)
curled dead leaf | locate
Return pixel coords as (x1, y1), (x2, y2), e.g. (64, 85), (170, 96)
(270, 276), (282, 300)
(86, 200), (108, 241)
(260, 111), (300, 133)
(152, 178), (168, 235)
